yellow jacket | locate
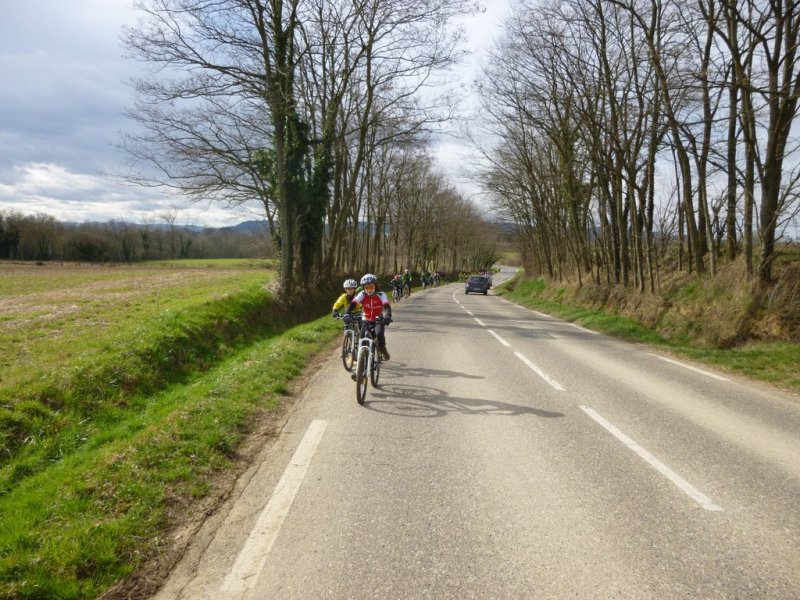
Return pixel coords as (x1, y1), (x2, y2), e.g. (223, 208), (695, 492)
(333, 292), (361, 314)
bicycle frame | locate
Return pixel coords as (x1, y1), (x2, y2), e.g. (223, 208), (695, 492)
(355, 319), (382, 405)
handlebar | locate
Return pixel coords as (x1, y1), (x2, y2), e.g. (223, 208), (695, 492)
(334, 314), (391, 326)
(334, 314), (362, 322)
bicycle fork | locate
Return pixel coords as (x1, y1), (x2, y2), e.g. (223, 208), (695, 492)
(357, 340), (372, 382)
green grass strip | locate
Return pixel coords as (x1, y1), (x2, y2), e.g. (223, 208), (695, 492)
(0, 283), (293, 489)
(0, 316), (341, 599)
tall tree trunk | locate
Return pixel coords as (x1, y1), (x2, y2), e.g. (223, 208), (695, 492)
(725, 77), (739, 260)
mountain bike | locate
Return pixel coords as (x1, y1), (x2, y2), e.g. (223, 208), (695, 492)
(336, 314), (361, 371)
(391, 286), (402, 303)
(402, 282), (411, 299)
(354, 317), (384, 405)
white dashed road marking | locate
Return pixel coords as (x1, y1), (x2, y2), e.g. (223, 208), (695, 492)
(456, 294), (564, 391)
(580, 407), (723, 511)
(487, 329), (511, 347)
(514, 351), (565, 391)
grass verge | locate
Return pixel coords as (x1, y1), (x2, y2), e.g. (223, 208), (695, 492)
(0, 315), (341, 599)
(0, 260), (343, 598)
(1, 282), (285, 491)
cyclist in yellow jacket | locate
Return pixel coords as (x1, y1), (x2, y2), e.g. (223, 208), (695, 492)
(332, 279), (362, 317)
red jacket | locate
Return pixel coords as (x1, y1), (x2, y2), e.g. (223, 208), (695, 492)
(350, 290), (389, 321)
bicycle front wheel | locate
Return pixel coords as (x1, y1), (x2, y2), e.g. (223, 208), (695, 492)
(341, 330), (355, 371)
(370, 349), (381, 387)
(356, 347), (369, 405)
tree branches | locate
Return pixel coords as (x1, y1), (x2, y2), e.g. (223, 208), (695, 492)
(477, 0), (800, 289)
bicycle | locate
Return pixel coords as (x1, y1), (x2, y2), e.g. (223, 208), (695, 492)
(402, 282), (411, 299)
(354, 317), (384, 405)
(391, 285), (402, 304)
(335, 314), (361, 371)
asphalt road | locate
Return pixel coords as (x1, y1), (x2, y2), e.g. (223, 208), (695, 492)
(153, 267), (800, 599)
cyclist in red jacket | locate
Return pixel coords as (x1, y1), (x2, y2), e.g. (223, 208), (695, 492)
(343, 273), (392, 360)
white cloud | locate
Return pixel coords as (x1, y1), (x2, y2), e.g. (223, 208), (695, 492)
(428, 2), (510, 211)
(0, 0), (507, 226)
(0, 163), (255, 226)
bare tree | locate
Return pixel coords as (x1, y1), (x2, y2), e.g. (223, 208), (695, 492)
(123, 0), (476, 295)
(159, 207), (180, 259)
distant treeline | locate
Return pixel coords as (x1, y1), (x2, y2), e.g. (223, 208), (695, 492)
(0, 210), (275, 262)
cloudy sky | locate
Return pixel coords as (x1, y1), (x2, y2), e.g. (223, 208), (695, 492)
(0, 0), (509, 227)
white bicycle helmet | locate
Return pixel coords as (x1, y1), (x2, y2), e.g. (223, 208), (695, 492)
(343, 278), (358, 289)
(360, 273), (378, 285)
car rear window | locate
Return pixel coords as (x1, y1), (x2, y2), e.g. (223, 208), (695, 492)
(469, 276), (488, 283)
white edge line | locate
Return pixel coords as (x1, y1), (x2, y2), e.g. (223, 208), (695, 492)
(580, 407), (723, 511)
(474, 317), (485, 326)
(513, 351), (564, 391)
(568, 322), (599, 335)
(487, 329), (511, 346)
(647, 353), (729, 381)
(222, 419), (329, 595)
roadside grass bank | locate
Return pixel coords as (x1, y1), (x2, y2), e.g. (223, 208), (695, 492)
(0, 259), (343, 598)
(1, 261), (279, 488)
(0, 316), (341, 599)
(496, 267), (800, 394)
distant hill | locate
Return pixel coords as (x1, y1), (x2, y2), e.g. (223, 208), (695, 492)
(218, 220), (270, 233)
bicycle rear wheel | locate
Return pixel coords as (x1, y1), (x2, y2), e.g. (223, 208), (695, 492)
(341, 329), (355, 371)
(355, 347), (368, 405)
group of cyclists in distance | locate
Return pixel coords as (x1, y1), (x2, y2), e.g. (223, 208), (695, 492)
(331, 268), (447, 365)
(390, 269), (443, 300)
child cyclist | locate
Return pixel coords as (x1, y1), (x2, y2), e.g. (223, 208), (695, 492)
(332, 279), (361, 318)
(401, 268), (413, 297)
(390, 274), (404, 303)
(343, 273), (392, 360)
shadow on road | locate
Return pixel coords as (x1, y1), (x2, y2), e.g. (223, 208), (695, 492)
(365, 383), (564, 419)
(379, 362), (484, 380)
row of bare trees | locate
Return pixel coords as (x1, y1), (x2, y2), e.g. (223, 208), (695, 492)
(123, 0), (494, 294)
(0, 210), (270, 262)
(477, 0), (800, 291)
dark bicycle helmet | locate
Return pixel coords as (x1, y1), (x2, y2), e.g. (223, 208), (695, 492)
(360, 273), (378, 285)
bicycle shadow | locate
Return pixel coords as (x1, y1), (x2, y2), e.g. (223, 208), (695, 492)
(365, 383), (564, 419)
(378, 362), (484, 380)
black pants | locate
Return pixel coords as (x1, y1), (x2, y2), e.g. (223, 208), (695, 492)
(360, 320), (387, 350)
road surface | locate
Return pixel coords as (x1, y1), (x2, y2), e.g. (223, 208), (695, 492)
(153, 267), (800, 599)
